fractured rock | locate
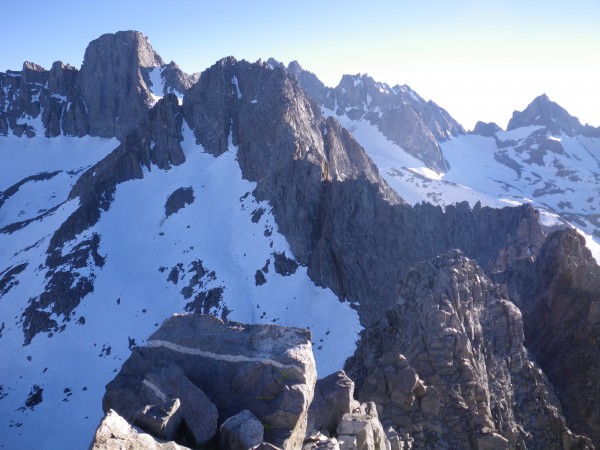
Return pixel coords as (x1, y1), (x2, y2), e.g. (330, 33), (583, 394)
(220, 409), (264, 450)
(134, 398), (183, 442)
(104, 363), (218, 447)
(90, 409), (190, 450)
(103, 314), (316, 450)
(306, 370), (358, 436)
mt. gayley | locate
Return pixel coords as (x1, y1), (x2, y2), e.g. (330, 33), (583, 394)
(0, 31), (599, 449)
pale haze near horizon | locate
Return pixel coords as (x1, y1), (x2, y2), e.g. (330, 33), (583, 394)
(1, 0), (598, 130)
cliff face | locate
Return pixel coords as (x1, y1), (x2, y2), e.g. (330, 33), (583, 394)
(498, 229), (600, 444)
(346, 250), (592, 449)
(0, 30), (196, 140)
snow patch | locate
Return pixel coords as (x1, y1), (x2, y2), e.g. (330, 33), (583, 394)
(148, 66), (164, 105)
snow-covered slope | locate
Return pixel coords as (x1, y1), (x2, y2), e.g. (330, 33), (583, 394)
(327, 106), (600, 262)
(0, 125), (360, 449)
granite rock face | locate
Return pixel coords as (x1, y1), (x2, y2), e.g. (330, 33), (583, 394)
(0, 30), (197, 139)
(282, 61), (464, 172)
(346, 250), (592, 449)
(498, 229), (600, 446)
(77, 30), (164, 138)
(306, 371), (359, 437)
(182, 58), (546, 326)
(104, 363), (218, 447)
(102, 314), (317, 450)
(470, 121), (502, 137)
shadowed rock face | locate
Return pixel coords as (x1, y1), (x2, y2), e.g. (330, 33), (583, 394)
(498, 229), (600, 446)
(346, 250), (592, 450)
(183, 58), (545, 325)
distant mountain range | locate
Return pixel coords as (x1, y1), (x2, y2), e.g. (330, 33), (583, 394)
(1, 31), (599, 449)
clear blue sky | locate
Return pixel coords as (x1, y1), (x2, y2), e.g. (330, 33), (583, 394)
(1, 0), (598, 130)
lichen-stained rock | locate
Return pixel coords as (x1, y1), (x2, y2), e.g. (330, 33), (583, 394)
(90, 409), (190, 450)
(103, 314), (316, 450)
(346, 250), (593, 449)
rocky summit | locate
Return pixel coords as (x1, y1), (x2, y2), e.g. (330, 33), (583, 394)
(1, 30), (599, 450)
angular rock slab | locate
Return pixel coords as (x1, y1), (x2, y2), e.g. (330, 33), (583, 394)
(220, 409), (264, 450)
(336, 402), (391, 450)
(306, 370), (358, 436)
(90, 409), (190, 450)
(134, 398), (183, 442)
(103, 363), (218, 447)
(105, 314), (316, 450)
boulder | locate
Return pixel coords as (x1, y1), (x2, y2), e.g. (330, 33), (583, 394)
(90, 409), (189, 450)
(134, 398), (182, 442)
(104, 363), (218, 447)
(220, 409), (264, 450)
(336, 402), (391, 450)
(103, 314), (316, 450)
(303, 434), (341, 450)
(306, 371), (358, 436)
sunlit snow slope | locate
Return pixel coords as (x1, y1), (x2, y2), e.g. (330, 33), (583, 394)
(0, 125), (360, 449)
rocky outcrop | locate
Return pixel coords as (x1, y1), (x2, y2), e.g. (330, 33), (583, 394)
(346, 250), (592, 449)
(336, 402), (391, 450)
(306, 371), (359, 437)
(497, 229), (600, 446)
(101, 314), (317, 450)
(470, 121), (502, 137)
(77, 30), (163, 137)
(105, 363), (218, 447)
(91, 409), (190, 450)
(220, 410), (264, 450)
(507, 94), (600, 137)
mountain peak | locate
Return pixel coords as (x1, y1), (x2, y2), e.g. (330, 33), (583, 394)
(507, 94), (583, 136)
(78, 30), (165, 137)
(88, 30), (164, 68)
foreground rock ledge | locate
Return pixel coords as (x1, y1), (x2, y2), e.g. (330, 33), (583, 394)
(100, 314), (317, 450)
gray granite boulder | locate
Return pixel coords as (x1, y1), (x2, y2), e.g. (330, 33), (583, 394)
(104, 362), (218, 447)
(103, 314), (316, 450)
(134, 398), (183, 442)
(336, 402), (390, 450)
(306, 371), (358, 436)
(90, 409), (190, 450)
(220, 409), (264, 450)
